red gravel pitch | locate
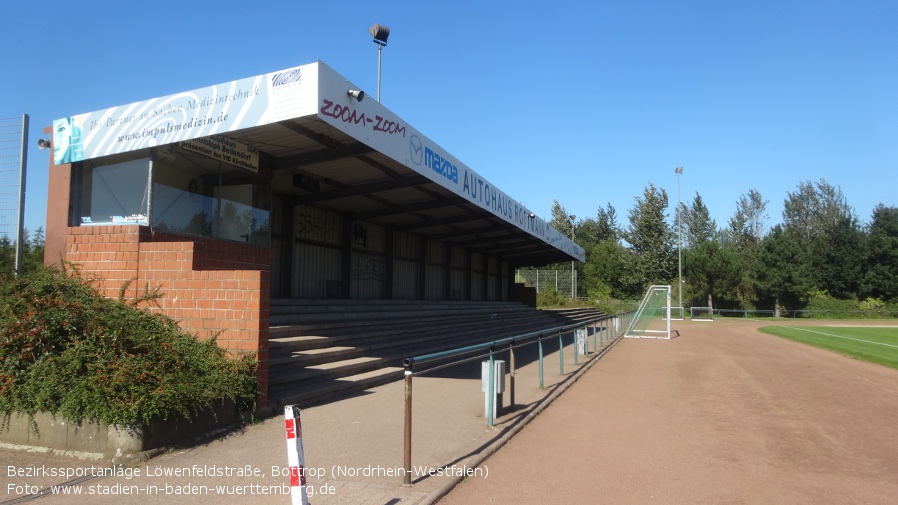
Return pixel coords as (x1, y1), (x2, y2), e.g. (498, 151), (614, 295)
(437, 319), (898, 505)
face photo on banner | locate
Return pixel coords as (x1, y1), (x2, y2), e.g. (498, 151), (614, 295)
(52, 116), (84, 164)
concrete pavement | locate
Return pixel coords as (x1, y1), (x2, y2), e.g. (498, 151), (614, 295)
(2, 331), (619, 505)
(437, 319), (898, 505)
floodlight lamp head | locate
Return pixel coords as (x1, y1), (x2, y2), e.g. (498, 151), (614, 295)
(348, 89), (365, 102)
(369, 23), (390, 46)
(569, 214), (576, 221)
(675, 166), (683, 174)
(37, 138), (51, 150)
(528, 213), (536, 219)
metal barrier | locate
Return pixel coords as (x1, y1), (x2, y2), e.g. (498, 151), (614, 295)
(400, 311), (634, 485)
(713, 309), (898, 319)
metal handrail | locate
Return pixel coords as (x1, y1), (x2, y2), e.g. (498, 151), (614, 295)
(405, 323), (575, 370)
(401, 310), (634, 485)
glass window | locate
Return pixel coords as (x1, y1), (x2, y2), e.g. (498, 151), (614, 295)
(151, 146), (270, 246)
(77, 154), (150, 226)
(72, 141), (270, 247)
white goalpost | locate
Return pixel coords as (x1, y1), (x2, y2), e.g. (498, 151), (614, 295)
(625, 285), (672, 339)
(690, 306), (714, 321)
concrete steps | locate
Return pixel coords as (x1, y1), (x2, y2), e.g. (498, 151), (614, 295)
(270, 367), (405, 407)
(267, 300), (605, 408)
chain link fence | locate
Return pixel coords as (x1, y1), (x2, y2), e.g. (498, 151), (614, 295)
(0, 115), (28, 274)
(515, 268), (642, 313)
(515, 268), (578, 298)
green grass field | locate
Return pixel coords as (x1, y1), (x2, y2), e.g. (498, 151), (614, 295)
(758, 325), (898, 370)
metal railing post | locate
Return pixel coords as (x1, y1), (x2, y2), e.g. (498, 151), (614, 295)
(403, 364), (413, 486)
(558, 330), (564, 375)
(508, 340), (516, 413)
(592, 320), (597, 353)
(487, 347), (495, 428)
(538, 334), (544, 389)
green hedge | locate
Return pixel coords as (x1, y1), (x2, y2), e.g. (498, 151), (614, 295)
(799, 291), (898, 319)
(0, 266), (258, 428)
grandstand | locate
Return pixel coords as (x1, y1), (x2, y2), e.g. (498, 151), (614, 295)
(39, 61), (587, 407)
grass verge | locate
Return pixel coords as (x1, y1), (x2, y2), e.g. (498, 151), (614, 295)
(758, 325), (898, 370)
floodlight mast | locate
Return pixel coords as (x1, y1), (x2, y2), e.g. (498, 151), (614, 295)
(569, 214), (576, 300)
(369, 23), (390, 102)
(675, 166), (683, 312)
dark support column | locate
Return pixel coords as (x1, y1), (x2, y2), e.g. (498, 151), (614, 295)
(341, 213), (353, 299)
(465, 249), (472, 301)
(280, 198), (295, 298)
(417, 236), (426, 300)
(505, 262), (514, 302)
(443, 244), (452, 300)
(384, 227), (395, 299)
(481, 254), (489, 301)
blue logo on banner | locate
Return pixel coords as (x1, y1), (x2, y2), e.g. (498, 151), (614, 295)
(271, 69), (301, 87)
(409, 135), (423, 166)
(424, 146), (459, 184)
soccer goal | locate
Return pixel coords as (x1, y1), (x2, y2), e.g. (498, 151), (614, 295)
(690, 306), (714, 321)
(625, 285), (671, 339)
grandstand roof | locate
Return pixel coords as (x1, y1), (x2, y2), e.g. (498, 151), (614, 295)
(53, 61), (584, 266)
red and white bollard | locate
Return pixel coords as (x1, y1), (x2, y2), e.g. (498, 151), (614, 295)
(284, 405), (309, 505)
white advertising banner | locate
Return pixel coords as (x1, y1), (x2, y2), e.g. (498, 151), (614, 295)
(52, 63), (319, 165)
(314, 63), (584, 261)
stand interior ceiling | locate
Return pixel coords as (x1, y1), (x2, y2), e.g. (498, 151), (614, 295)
(229, 116), (576, 267)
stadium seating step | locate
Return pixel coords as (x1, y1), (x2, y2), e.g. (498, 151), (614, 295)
(266, 299), (606, 409)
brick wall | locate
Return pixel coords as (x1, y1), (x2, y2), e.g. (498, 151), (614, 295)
(65, 225), (272, 406)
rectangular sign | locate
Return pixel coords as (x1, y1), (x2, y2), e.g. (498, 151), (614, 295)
(52, 63), (319, 165)
(179, 135), (260, 172)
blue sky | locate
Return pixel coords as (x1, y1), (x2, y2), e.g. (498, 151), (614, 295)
(2, 0), (896, 238)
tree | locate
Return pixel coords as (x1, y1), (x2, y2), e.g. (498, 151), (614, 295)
(583, 239), (630, 300)
(0, 234), (12, 274)
(574, 203), (620, 251)
(577, 203), (626, 300)
(0, 227), (45, 275)
(754, 225), (812, 316)
(546, 199), (579, 297)
(549, 199), (575, 236)
(862, 205), (898, 301)
(575, 218), (601, 250)
(782, 179), (853, 243)
(810, 214), (864, 299)
(682, 193), (717, 249)
(683, 240), (741, 309)
(781, 179), (861, 298)
(23, 227), (45, 273)
(726, 188), (768, 252)
(721, 189), (769, 309)
(595, 203), (620, 243)
(621, 183), (675, 295)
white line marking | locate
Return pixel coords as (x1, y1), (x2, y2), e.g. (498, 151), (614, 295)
(791, 327), (898, 349)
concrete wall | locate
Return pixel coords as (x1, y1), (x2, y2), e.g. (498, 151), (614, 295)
(0, 401), (237, 463)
